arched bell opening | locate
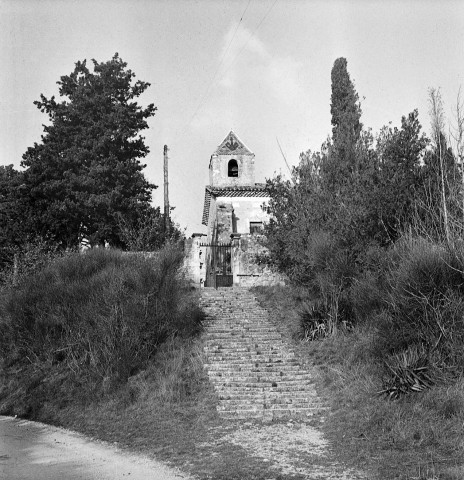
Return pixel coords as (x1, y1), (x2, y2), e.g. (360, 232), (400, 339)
(228, 159), (239, 177)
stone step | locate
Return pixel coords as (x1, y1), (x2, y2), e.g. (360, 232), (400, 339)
(204, 360), (299, 368)
(217, 401), (320, 411)
(200, 288), (322, 421)
(206, 364), (303, 372)
(205, 337), (283, 344)
(204, 355), (297, 363)
(207, 375), (314, 384)
(206, 346), (292, 352)
(205, 348), (294, 355)
(204, 348), (288, 356)
(204, 357), (295, 364)
(211, 379), (316, 388)
(206, 327), (279, 332)
(206, 328), (275, 333)
(205, 329), (280, 336)
(205, 345), (286, 352)
(217, 393), (319, 401)
(213, 384), (316, 393)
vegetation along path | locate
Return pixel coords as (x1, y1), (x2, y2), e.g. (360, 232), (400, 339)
(200, 287), (365, 479)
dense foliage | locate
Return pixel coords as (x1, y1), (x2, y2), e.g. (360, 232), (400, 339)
(0, 54), (181, 272)
(0, 246), (203, 414)
(264, 57), (464, 389)
(265, 58), (460, 284)
(20, 53), (157, 248)
(0, 165), (27, 263)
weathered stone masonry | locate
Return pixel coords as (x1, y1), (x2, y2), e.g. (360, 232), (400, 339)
(184, 131), (285, 287)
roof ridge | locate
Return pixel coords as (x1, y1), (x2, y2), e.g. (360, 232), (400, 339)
(213, 131), (254, 156)
(207, 184), (266, 190)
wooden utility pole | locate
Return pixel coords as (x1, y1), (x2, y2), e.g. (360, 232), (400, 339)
(164, 145), (169, 234)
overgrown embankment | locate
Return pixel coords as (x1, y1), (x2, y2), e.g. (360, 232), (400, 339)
(0, 246), (204, 419)
(252, 235), (464, 480)
(1, 246), (313, 480)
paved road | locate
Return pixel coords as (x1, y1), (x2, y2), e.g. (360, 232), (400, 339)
(0, 416), (190, 480)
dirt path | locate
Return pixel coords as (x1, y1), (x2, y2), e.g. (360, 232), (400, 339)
(0, 415), (191, 480)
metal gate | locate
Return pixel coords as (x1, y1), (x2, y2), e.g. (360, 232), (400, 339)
(201, 243), (233, 288)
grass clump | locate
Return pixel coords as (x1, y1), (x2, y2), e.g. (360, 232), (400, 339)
(0, 244), (204, 417)
(377, 237), (464, 370)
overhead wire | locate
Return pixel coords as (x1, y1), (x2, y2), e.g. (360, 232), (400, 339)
(181, 0), (253, 135)
(216, 0), (278, 85)
(171, 0), (279, 213)
(183, 0), (251, 126)
(168, 0), (253, 211)
(179, 0), (279, 137)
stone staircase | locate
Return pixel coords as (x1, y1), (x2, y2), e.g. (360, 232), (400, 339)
(200, 288), (325, 420)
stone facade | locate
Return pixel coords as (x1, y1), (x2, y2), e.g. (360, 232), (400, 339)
(231, 234), (285, 287)
(209, 153), (256, 187)
(228, 197), (268, 235)
(185, 131), (286, 287)
(183, 233), (207, 286)
(209, 131), (255, 188)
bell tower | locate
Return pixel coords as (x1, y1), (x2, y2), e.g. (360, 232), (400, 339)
(209, 131), (256, 187)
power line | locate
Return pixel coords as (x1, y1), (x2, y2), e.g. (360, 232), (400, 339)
(217, 0), (278, 83)
(181, 0), (253, 135)
(180, 0), (278, 136)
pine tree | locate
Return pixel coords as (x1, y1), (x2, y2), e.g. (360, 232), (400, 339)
(326, 57), (362, 185)
(21, 54), (157, 247)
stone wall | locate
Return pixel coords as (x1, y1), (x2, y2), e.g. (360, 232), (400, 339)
(207, 196), (269, 241)
(228, 197), (268, 235)
(232, 234), (286, 287)
(216, 202), (234, 243)
(209, 153), (255, 187)
(206, 196), (217, 243)
(183, 234), (206, 287)
(184, 233), (286, 289)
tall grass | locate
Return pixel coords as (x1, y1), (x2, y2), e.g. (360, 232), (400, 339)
(373, 236), (464, 390)
(253, 230), (464, 477)
(0, 245), (204, 415)
(284, 231), (464, 391)
(253, 284), (464, 479)
(0, 238), (65, 286)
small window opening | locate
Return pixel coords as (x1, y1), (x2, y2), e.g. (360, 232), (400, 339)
(228, 159), (238, 177)
(250, 222), (263, 234)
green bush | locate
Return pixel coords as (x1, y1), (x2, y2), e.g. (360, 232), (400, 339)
(372, 236), (464, 394)
(0, 238), (64, 287)
(0, 245), (203, 391)
(348, 271), (383, 322)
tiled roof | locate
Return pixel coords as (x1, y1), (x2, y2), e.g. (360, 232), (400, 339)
(213, 131), (254, 156)
(202, 184), (269, 226)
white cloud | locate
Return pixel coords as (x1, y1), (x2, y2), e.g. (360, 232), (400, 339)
(218, 23), (304, 106)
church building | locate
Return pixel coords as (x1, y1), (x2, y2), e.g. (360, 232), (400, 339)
(184, 131), (285, 288)
(202, 131), (269, 243)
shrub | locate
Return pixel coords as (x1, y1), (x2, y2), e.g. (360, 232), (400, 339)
(0, 245), (203, 392)
(0, 238), (64, 287)
(300, 230), (356, 334)
(374, 236), (464, 393)
(349, 271), (384, 322)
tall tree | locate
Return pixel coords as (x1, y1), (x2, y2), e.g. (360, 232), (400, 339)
(21, 54), (157, 248)
(324, 57), (362, 188)
(376, 110), (429, 243)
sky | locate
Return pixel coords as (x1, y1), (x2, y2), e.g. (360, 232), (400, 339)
(1, 0), (463, 236)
